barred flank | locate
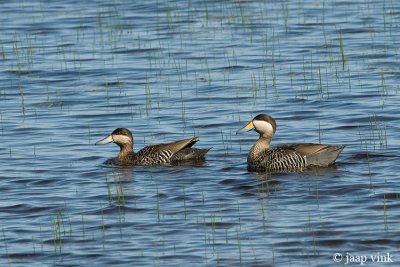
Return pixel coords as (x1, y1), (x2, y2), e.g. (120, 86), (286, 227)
(156, 150), (173, 164)
(138, 149), (173, 165)
(251, 148), (307, 172)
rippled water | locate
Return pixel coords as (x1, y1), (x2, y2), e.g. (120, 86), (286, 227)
(1, 1), (400, 266)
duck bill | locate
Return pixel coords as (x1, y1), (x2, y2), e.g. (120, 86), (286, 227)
(236, 121), (254, 134)
(95, 135), (113, 145)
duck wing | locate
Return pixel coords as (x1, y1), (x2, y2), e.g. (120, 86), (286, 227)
(280, 143), (345, 166)
(136, 137), (200, 165)
(171, 147), (211, 162)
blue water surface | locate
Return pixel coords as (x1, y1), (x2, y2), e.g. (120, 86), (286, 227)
(1, 1), (399, 266)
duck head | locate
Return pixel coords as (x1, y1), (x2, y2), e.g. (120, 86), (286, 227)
(237, 114), (276, 139)
(95, 128), (133, 149)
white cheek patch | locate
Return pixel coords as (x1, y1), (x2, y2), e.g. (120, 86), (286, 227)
(112, 134), (132, 144)
(253, 120), (274, 136)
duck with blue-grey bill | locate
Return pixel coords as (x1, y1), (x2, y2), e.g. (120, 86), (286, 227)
(96, 128), (210, 166)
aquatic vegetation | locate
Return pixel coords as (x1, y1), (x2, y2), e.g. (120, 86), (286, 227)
(339, 31), (346, 70)
(383, 194), (389, 231)
(52, 208), (65, 254)
(19, 87), (25, 115)
(220, 130), (232, 156)
(2, 228), (10, 264)
(368, 114), (388, 150)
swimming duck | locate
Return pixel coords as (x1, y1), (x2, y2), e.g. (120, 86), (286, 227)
(96, 128), (210, 166)
(237, 114), (345, 173)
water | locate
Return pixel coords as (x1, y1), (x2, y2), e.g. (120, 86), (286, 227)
(1, 0), (399, 266)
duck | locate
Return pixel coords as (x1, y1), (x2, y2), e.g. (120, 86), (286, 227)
(237, 114), (345, 173)
(95, 128), (210, 166)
